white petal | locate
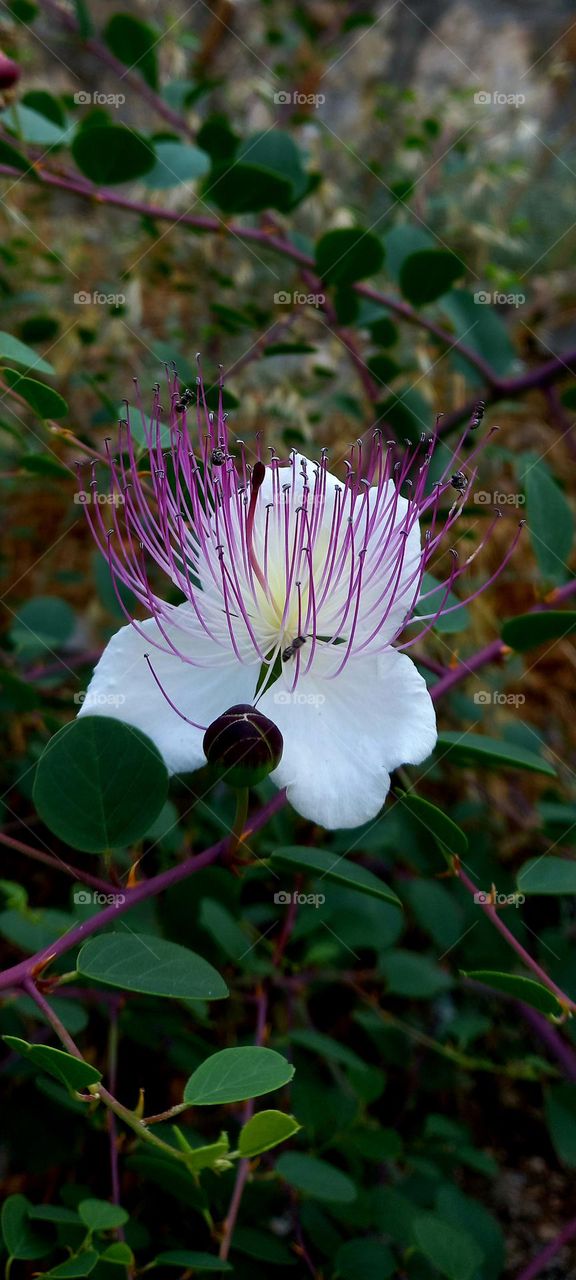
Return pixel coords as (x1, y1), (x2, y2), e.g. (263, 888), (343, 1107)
(78, 606), (261, 775)
(259, 646), (437, 829)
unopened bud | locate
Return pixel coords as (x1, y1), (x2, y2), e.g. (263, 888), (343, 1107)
(0, 52), (21, 92)
(203, 703), (283, 787)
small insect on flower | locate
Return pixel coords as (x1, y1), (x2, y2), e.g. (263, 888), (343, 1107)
(282, 636), (306, 662)
(174, 387), (194, 413)
(76, 362), (523, 830)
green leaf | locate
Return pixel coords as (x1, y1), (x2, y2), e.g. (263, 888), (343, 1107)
(181, 1133), (230, 1173)
(1, 1195), (51, 1260)
(72, 125), (155, 185)
(1, 368), (68, 418)
(517, 855), (576, 896)
(77, 934), (228, 1001)
(143, 141), (210, 189)
(384, 224), (434, 282)
(0, 330), (54, 374)
(502, 610), (576, 650)
(289, 1028), (368, 1073)
(415, 570), (470, 634)
(33, 717), (169, 853)
(44, 1252), (99, 1278)
(413, 1213), (484, 1280)
(2, 1037), (102, 1090)
(462, 970), (563, 1017)
(1, 103), (73, 145)
(103, 13), (159, 88)
(275, 1153), (356, 1203)
(78, 1200), (128, 1231)
(397, 793), (468, 856)
(439, 289), (517, 381)
(99, 1243), (134, 1266)
(184, 1047), (294, 1106)
(523, 459), (573, 585)
(238, 1110), (300, 1157)
(270, 847), (401, 906)
(155, 1254), (232, 1272)
(399, 249), (464, 305)
(0, 135), (30, 171)
(335, 1238), (396, 1280)
(231, 1227), (294, 1266)
(380, 950), (452, 997)
(208, 130), (308, 213)
(10, 595), (75, 653)
(436, 731), (556, 777)
(29, 1206), (80, 1224)
(315, 228), (384, 286)
(546, 1085), (576, 1167)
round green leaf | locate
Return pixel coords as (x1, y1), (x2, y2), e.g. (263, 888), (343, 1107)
(143, 141), (210, 189)
(517, 855), (576, 896)
(1, 1196), (51, 1260)
(315, 228), (384, 286)
(399, 249), (464, 305)
(0, 330), (54, 374)
(238, 1110), (300, 1157)
(523, 459), (573, 586)
(275, 1153), (356, 1203)
(270, 847), (401, 906)
(462, 970), (563, 1017)
(413, 1213), (484, 1280)
(1, 368), (67, 417)
(33, 717), (169, 852)
(380, 950), (452, 998)
(397, 792), (468, 856)
(72, 125), (155, 185)
(10, 595), (75, 653)
(502, 610), (576, 651)
(436, 732), (556, 777)
(78, 1200), (128, 1231)
(184, 1047), (294, 1106)
(77, 933), (228, 1001)
(103, 13), (159, 88)
(2, 1037), (102, 1090)
(336, 1238), (396, 1280)
(44, 1252), (99, 1278)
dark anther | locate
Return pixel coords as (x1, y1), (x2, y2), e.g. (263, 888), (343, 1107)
(451, 471), (468, 492)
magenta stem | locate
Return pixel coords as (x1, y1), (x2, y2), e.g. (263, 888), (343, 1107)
(431, 578), (576, 701)
(517, 1215), (576, 1280)
(457, 865), (575, 1013)
(0, 790), (287, 994)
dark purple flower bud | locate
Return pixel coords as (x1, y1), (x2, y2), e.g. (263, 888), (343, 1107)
(203, 704), (283, 787)
(0, 52), (21, 91)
